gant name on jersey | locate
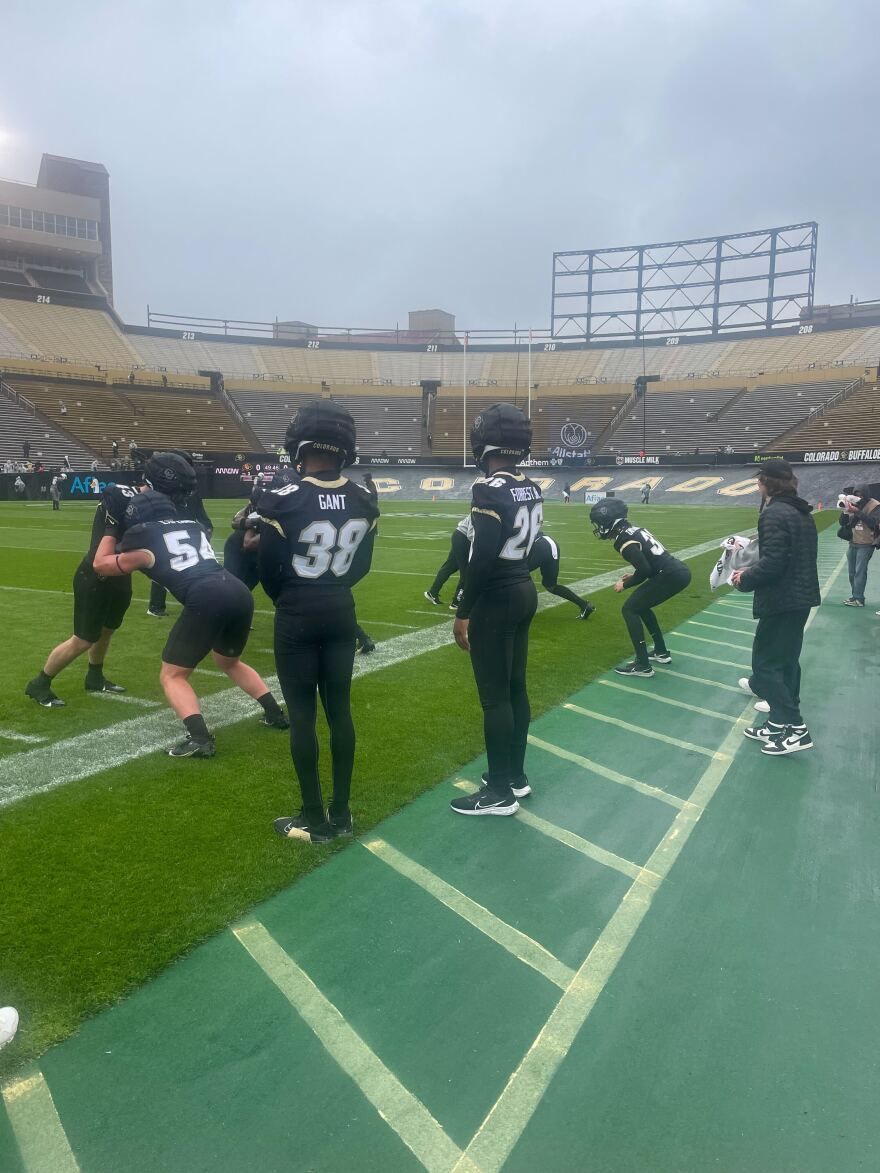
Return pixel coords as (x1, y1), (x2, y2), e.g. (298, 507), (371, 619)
(318, 493), (346, 510)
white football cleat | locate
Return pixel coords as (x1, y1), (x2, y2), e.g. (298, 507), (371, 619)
(0, 1006), (19, 1049)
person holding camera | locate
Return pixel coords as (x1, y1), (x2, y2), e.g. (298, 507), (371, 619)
(838, 484), (880, 608)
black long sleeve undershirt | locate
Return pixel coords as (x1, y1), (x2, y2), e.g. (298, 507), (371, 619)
(620, 545), (652, 588)
(455, 511), (502, 620)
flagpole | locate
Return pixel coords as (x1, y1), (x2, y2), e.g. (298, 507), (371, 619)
(462, 332), (468, 466)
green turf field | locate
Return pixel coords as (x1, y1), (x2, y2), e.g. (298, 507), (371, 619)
(0, 497), (835, 1077)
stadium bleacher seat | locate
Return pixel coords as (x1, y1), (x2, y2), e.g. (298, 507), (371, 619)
(2, 296), (880, 458)
(231, 387), (423, 454)
(768, 379), (880, 451)
(0, 391), (93, 465)
(5, 376), (248, 458)
(0, 300), (141, 367)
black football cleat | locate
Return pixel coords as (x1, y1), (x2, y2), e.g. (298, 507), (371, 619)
(577, 603), (596, 620)
(357, 637), (376, 655)
(423, 590), (441, 606)
(85, 677), (126, 693)
(273, 815), (336, 844)
(481, 770), (531, 798)
(260, 709), (290, 729)
(450, 786), (519, 816)
(614, 661), (654, 677)
(25, 678), (65, 708)
(167, 735), (216, 758)
(146, 607), (167, 618)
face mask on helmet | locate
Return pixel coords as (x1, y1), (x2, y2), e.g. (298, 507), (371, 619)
(589, 500), (628, 538)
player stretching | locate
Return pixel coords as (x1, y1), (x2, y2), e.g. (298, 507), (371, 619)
(589, 498), (690, 677)
(451, 403), (542, 816)
(93, 452), (287, 757)
(25, 481), (137, 707)
(529, 533), (594, 618)
(256, 402), (379, 844)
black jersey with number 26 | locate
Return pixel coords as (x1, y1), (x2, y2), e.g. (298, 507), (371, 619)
(118, 517), (221, 603)
(471, 472), (544, 587)
(256, 473), (379, 604)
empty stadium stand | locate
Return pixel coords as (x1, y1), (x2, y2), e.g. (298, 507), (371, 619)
(231, 387), (423, 454)
(767, 379), (880, 452)
(1, 295), (880, 460)
(0, 300), (141, 367)
(601, 378), (861, 454)
(599, 386), (742, 454)
(4, 376), (248, 457)
(0, 386), (93, 466)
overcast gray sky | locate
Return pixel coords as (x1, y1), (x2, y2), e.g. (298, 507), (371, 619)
(1, 0), (877, 330)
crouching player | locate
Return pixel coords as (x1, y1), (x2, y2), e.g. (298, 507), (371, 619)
(529, 533), (594, 618)
(589, 497), (690, 677)
(93, 452), (287, 757)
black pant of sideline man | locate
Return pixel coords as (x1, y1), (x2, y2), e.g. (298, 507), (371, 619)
(731, 459), (820, 757)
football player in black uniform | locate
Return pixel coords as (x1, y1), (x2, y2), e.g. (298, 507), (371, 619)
(528, 533), (595, 618)
(145, 450), (213, 618)
(425, 515), (472, 609)
(256, 402), (379, 844)
(93, 453), (287, 757)
(589, 498), (691, 677)
(229, 463), (377, 656)
(450, 403), (542, 816)
(25, 481), (137, 707)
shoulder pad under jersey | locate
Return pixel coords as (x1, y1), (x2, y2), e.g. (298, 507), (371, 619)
(254, 480), (303, 519)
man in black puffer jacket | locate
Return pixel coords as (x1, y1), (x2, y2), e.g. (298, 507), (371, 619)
(730, 460), (820, 756)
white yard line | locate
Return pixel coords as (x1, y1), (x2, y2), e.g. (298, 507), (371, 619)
(233, 921), (466, 1173)
(2, 1072), (80, 1173)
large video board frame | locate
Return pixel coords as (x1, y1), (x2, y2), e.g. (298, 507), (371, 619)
(551, 222), (817, 342)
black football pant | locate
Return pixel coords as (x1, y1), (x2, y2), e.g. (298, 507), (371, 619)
(468, 579), (537, 798)
(223, 531), (260, 592)
(429, 529), (470, 597)
(274, 605), (358, 828)
(749, 608), (809, 727)
(621, 563), (691, 664)
(149, 580), (168, 612)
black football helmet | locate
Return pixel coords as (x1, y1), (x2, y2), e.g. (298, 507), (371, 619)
(143, 451), (198, 501)
(124, 489), (178, 527)
(470, 403), (531, 472)
(589, 497), (629, 539)
(284, 401), (356, 467)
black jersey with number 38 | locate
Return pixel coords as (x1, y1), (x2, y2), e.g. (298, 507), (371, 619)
(118, 516), (221, 603)
(256, 473), (379, 604)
